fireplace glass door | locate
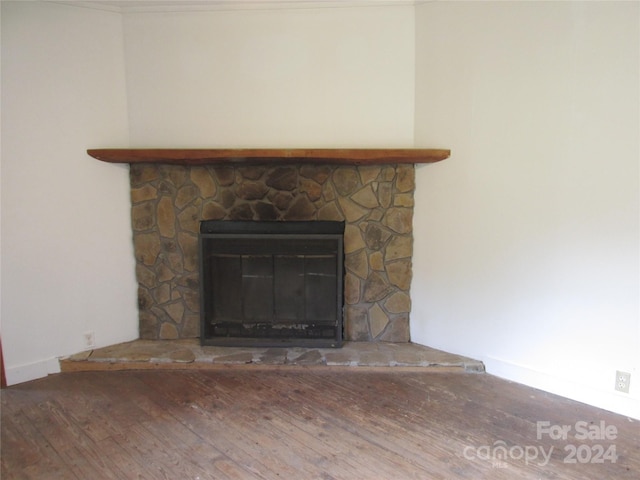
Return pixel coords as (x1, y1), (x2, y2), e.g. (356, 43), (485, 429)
(199, 221), (344, 347)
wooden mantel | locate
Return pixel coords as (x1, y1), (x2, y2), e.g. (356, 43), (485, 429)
(87, 148), (450, 166)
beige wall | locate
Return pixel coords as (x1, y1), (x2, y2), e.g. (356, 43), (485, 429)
(1, 1), (137, 383)
(413, 1), (639, 418)
(122, 4), (415, 147)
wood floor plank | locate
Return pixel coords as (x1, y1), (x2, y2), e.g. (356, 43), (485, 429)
(184, 370), (407, 479)
(2, 370), (638, 479)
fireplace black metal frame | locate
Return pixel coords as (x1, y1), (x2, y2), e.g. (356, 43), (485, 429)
(199, 221), (345, 348)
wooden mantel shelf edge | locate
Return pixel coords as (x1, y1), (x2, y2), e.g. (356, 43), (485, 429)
(87, 148), (450, 165)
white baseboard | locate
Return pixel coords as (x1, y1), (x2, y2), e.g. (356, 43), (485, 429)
(483, 356), (640, 420)
(5, 357), (61, 386)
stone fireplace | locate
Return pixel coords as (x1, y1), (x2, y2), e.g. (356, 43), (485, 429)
(88, 148), (450, 344)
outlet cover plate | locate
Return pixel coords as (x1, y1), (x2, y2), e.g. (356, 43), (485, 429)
(615, 371), (631, 393)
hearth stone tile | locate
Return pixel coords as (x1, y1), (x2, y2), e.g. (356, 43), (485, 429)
(66, 350), (92, 361)
(86, 340), (170, 361)
(358, 350), (393, 367)
(323, 350), (356, 366)
(167, 349), (196, 363)
(213, 352), (254, 364)
(287, 350), (324, 365)
(63, 339), (485, 372)
(256, 349), (288, 364)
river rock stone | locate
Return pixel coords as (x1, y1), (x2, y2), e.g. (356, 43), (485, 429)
(190, 168), (217, 197)
(130, 163), (414, 342)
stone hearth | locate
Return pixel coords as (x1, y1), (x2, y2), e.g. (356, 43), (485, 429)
(130, 163), (416, 343)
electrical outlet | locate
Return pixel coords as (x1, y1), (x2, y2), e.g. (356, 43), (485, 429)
(615, 371), (631, 393)
(83, 331), (96, 349)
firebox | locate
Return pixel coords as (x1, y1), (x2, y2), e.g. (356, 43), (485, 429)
(199, 221), (345, 347)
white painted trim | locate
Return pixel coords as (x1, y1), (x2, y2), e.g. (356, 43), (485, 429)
(483, 356), (640, 421)
(5, 357), (62, 386)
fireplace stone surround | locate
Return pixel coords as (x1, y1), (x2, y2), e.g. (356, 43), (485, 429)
(88, 148), (450, 344)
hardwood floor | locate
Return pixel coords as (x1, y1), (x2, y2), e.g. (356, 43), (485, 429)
(2, 370), (638, 479)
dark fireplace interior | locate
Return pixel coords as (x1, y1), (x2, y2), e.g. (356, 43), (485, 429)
(199, 220), (345, 347)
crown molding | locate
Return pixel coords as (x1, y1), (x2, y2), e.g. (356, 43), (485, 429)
(50, 0), (420, 14)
